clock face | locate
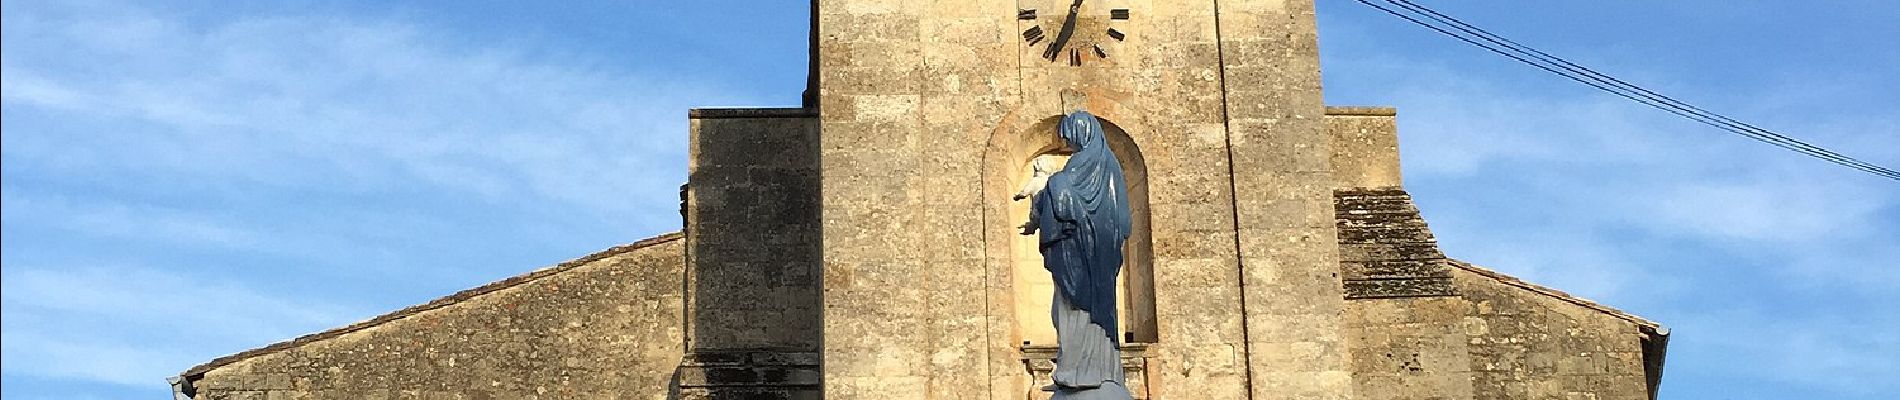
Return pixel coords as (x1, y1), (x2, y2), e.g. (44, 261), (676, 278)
(1018, 0), (1131, 66)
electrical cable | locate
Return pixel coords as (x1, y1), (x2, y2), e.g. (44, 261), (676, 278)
(1382, 0), (1894, 177)
(1351, 0), (1899, 180)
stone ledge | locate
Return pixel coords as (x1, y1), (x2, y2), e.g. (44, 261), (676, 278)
(1342, 260), (1455, 280)
(677, 366), (822, 387)
(674, 387), (821, 400)
(1325, 105), (1398, 116)
(689, 107), (817, 119)
(1344, 277), (1459, 299)
(681, 350), (822, 367)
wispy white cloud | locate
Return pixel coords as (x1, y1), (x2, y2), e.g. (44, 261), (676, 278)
(2, 0), (751, 393)
(1, 264), (361, 388)
(1, 189), (260, 250)
(1, 0), (749, 220)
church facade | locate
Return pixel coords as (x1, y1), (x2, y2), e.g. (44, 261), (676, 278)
(173, 1), (1667, 399)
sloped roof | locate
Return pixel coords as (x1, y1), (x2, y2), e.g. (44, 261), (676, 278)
(1447, 258), (1663, 331)
(178, 232), (684, 378)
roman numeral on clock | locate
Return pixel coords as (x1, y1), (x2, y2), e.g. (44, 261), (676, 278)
(1023, 26), (1046, 45)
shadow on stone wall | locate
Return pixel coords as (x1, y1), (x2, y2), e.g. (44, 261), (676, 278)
(675, 109), (824, 399)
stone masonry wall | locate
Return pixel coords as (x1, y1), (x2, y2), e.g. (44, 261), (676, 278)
(1325, 107), (1402, 189)
(1452, 262), (1655, 400)
(1323, 105), (1665, 400)
(1326, 109), (1455, 299)
(686, 109), (823, 351)
(1344, 296), (1475, 400)
(1333, 188), (1457, 299)
(1217, 2), (1357, 398)
(182, 235), (687, 400)
(815, 2), (1016, 398)
(1331, 184), (1473, 400)
(817, 1), (1349, 398)
(680, 109), (824, 399)
(1324, 109), (1475, 399)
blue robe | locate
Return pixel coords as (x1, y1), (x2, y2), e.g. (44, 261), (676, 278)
(1032, 111), (1131, 393)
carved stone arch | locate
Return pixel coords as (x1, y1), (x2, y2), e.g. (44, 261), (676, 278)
(982, 113), (1159, 346)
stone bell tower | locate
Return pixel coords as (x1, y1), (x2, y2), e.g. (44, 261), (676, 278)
(174, 2), (1668, 399)
(813, 0), (1348, 399)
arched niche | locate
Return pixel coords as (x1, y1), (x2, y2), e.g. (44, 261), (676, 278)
(984, 114), (1158, 345)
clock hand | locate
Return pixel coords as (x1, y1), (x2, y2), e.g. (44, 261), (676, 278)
(1043, 0), (1085, 61)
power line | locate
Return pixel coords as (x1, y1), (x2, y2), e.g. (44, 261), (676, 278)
(1362, 0), (1900, 180)
(1380, 0), (1888, 175)
(1350, 0), (1900, 181)
(1387, 0), (1898, 179)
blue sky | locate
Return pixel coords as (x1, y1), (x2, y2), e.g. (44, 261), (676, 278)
(2, 0), (1894, 399)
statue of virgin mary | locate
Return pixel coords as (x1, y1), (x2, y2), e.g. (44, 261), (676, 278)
(1022, 110), (1133, 399)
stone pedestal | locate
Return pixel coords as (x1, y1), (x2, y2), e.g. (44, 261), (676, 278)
(1022, 344), (1153, 400)
(1052, 382), (1133, 400)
